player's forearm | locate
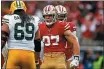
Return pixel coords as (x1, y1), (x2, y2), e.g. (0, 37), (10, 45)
(72, 40), (80, 55)
(71, 31), (80, 55)
(68, 37), (80, 55)
(35, 52), (40, 62)
(65, 33), (80, 55)
(69, 35), (80, 55)
(64, 30), (80, 55)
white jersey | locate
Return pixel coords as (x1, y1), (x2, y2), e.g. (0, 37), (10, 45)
(2, 14), (39, 51)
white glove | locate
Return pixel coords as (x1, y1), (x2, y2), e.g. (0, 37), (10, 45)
(70, 56), (79, 68)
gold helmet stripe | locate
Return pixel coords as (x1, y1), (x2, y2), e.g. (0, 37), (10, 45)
(16, 1), (21, 8)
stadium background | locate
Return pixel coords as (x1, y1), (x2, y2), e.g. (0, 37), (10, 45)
(1, 1), (104, 69)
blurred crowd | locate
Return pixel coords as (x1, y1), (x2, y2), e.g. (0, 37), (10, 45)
(1, 1), (104, 69)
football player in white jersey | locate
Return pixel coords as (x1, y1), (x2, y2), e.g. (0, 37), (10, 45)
(1, 1), (41, 69)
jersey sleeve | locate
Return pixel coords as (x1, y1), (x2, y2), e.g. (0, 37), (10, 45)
(60, 22), (77, 35)
(35, 16), (40, 24)
(59, 21), (70, 34)
(33, 16), (40, 33)
(2, 15), (13, 30)
(2, 15), (9, 25)
(69, 22), (77, 32)
(68, 22), (77, 35)
(64, 22), (70, 31)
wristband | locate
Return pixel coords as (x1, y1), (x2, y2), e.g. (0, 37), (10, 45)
(74, 55), (79, 60)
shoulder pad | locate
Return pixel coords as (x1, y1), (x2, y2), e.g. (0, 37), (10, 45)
(68, 22), (77, 31)
(2, 15), (11, 24)
(64, 22), (70, 31)
(32, 16), (40, 24)
(33, 16), (40, 21)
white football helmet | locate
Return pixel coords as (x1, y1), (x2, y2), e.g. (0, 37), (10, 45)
(55, 5), (67, 21)
(43, 5), (56, 26)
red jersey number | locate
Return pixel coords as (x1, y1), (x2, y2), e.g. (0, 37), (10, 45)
(42, 35), (59, 46)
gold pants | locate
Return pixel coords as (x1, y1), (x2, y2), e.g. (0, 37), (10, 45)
(6, 49), (36, 69)
(41, 52), (66, 69)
